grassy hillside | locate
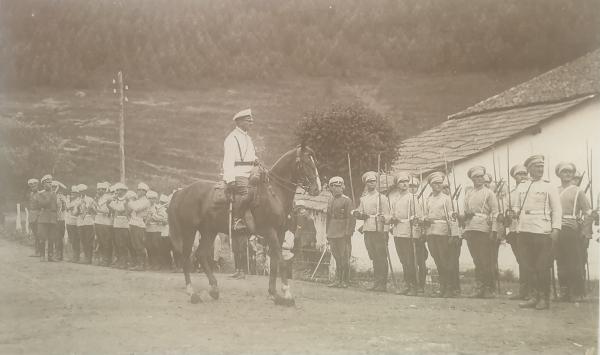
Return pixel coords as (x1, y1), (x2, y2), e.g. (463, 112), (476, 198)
(0, 70), (539, 193)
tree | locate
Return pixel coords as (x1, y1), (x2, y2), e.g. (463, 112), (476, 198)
(295, 103), (401, 200)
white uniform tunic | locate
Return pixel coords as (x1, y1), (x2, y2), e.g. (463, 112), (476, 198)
(222, 127), (257, 183)
(516, 179), (561, 234)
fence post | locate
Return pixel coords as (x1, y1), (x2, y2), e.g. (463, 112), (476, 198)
(16, 203), (22, 232)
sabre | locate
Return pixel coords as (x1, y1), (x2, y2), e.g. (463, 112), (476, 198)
(382, 163), (400, 292)
(310, 243), (329, 280)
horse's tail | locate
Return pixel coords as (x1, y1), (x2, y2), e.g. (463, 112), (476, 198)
(167, 191), (184, 254)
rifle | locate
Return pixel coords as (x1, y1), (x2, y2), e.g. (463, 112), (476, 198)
(378, 155), (399, 291)
(491, 148), (501, 293)
(409, 180), (421, 290)
(504, 145), (515, 225)
(347, 152), (356, 204)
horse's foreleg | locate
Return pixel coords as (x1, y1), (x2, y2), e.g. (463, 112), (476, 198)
(181, 228), (201, 303)
(198, 231), (219, 300)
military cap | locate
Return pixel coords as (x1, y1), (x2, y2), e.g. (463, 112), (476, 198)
(328, 176), (344, 186)
(41, 174), (53, 183)
(395, 172), (410, 183)
(97, 182), (109, 190)
(482, 173), (492, 184)
(295, 200), (307, 208)
(467, 166), (486, 179)
(113, 182), (127, 191)
(159, 194), (170, 204)
(77, 184), (88, 192)
(510, 164), (527, 178)
(124, 190), (137, 200)
(137, 182), (149, 191)
(524, 155), (544, 169)
(233, 108), (253, 122)
(70, 185), (79, 193)
(27, 178), (39, 185)
(146, 190), (158, 199)
(555, 162), (576, 177)
(428, 172), (445, 185)
(362, 171), (377, 183)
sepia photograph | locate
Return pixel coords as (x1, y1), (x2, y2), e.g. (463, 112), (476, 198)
(0, 0), (598, 354)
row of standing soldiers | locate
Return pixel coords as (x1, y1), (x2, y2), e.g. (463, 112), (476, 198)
(325, 154), (597, 310)
(25, 175), (179, 271)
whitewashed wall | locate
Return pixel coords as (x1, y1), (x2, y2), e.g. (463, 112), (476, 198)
(443, 99), (600, 279)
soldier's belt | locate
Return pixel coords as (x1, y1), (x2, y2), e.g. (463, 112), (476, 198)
(396, 218), (410, 223)
(432, 219), (447, 224)
(524, 210), (545, 215)
(562, 215), (577, 219)
(234, 161), (255, 166)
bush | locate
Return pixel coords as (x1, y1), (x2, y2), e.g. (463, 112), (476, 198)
(295, 103), (401, 200)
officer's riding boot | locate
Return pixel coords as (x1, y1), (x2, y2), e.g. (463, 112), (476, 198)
(519, 291), (540, 308)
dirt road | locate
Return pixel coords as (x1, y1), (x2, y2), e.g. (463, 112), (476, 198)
(0, 236), (597, 354)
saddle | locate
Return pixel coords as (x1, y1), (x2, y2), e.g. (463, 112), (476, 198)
(211, 167), (268, 206)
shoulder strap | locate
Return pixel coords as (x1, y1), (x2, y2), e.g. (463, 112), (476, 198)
(233, 135), (245, 162)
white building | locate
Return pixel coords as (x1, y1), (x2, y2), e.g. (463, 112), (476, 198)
(392, 48), (600, 278)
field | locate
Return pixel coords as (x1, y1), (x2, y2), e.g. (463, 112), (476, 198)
(0, 70), (539, 194)
(0, 228), (597, 355)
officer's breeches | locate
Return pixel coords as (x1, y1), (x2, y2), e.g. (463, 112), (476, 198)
(231, 231), (248, 271)
(66, 224), (80, 260)
(95, 224), (113, 264)
(78, 225), (95, 263)
(37, 223), (56, 258)
(518, 233), (553, 299)
(365, 232), (388, 287)
(556, 227), (584, 297)
(129, 226), (146, 261)
(329, 237), (350, 282)
(426, 235), (455, 292)
(144, 231), (161, 267)
(394, 237), (426, 288)
(113, 228), (130, 264)
(465, 230), (494, 290)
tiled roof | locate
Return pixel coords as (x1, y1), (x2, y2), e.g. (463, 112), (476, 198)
(450, 48), (600, 119)
(392, 95), (596, 174)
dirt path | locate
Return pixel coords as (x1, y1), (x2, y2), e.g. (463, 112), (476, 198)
(0, 236), (597, 354)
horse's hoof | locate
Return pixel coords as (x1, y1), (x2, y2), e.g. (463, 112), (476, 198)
(190, 293), (202, 304)
(209, 288), (220, 300)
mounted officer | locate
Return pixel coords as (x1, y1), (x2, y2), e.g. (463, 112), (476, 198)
(223, 108), (259, 235)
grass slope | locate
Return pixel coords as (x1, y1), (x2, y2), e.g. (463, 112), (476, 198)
(0, 70), (539, 192)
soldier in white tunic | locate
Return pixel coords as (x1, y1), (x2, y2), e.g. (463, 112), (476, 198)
(516, 155), (561, 310)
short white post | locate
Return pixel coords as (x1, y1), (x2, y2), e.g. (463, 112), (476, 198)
(16, 203), (22, 232)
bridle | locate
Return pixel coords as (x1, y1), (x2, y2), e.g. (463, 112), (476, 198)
(264, 147), (320, 193)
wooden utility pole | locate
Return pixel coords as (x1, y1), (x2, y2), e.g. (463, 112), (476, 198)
(114, 71), (127, 183)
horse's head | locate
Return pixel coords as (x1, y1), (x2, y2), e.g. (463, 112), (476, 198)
(294, 145), (322, 196)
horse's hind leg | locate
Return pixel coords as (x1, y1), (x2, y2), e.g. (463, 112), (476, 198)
(181, 227), (200, 303)
(198, 230), (219, 300)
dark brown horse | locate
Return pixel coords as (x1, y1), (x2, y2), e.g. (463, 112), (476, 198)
(168, 146), (321, 305)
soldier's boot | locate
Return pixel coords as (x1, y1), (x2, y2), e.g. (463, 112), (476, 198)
(235, 270), (246, 279)
(406, 284), (418, 296)
(229, 270), (241, 279)
(519, 292), (539, 309)
(535, 294), (550, 310)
